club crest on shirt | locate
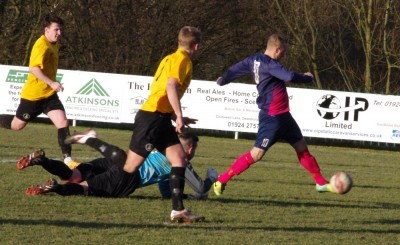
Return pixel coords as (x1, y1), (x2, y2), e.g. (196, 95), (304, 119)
(23, 113), (31, 120)
(145, 143), (154, 152)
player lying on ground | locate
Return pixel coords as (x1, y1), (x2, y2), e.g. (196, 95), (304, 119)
(18, 130), (217, 200)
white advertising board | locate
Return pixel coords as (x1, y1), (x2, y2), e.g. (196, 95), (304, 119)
(1, 65), (399, 144)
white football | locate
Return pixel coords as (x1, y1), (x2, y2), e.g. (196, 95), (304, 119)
(330, 172), (352, 194)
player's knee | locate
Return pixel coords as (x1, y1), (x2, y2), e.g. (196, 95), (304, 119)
(251, 153), (263, 162)
(170, 173), (184, 182)
(292, 138), (307, 151)
(250, 148), (264, 162)
(172, 187), (182, 196)
(10, 122), (26, 131)
(110, 147), (127, 165)
(123, 163), (140, 173)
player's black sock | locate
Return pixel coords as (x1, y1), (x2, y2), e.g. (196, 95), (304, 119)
(0, 114), (13, 129)
(58, 127), (72, 159)
(86, 138), (127, 166)
(41, 158), (73, 180)
(170, 167), (186, 211)
(53, 183), (84, 196)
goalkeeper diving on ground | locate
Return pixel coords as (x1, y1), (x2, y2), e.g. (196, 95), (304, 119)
(17, 129), (217, 200)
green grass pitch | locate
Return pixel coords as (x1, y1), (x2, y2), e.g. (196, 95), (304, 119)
(0, 123), (399, 244)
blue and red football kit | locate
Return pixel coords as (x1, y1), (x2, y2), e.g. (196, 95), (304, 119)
(217, 53), (312, 150)
(217, 53), (328, 186)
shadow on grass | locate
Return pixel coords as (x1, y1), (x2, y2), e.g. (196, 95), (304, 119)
(210, 196), (400, 210)
(363, 219), (400, 225)
(129, 193), (400, 212)
(235, 178), (399, 190)
(0, 218), (399, 234)
(127, 195), (169, 201)
(119, 186), (400, 211)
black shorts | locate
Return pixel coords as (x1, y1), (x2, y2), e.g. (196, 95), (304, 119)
(77, 158), (140, 198)
(76, 158), (114, 181)
(16, 93), (65, 122)
(129, 110), (180, 158)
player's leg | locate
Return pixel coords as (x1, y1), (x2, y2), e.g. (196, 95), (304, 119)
(284, 113), (334, 193)
(16, 149), (46, 170)
(2, 98), (39, 130)
(152, 112), (204, 222)
(214, 148), (261, 196)
(26, 178), (86, 196)
(64, 129), (97, 144)
(44, 94), (75, 166)
(20, 152), (86, 196)
(0, 114), (14, 129)
(17, 149), (76, 181)
(25, 178), (59, 195)
(217, 148), (260, 184)
(165, 143), (186, 211)
(0, 114), (23, 130)
(159, 118), (187, 212)
(214, 110), (277, 196)
(123, 150), (146, 173)
(109, 128), (147, 197)
(166, 143), (205, 223)
(292, 139), (333, 192)
(292, 138), (326, 184)
(47, 109), (72, 161)
(65, 130), (127, 167)
(10, 116), (28, 130)
(53, 183), (87, 196)
(123, 110), (156, 173)
(40, 158), (75, 181)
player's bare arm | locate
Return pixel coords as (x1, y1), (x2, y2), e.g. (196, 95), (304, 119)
(171, 115), (198, 127)
(166, 77), (184, 133)
(29, 66), (64, 92)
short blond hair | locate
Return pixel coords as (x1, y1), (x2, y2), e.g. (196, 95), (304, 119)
(266, 34), (286, 50)
(178, 26), (202, 49)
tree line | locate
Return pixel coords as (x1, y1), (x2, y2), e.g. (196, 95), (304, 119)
(1, 0), (399, 94)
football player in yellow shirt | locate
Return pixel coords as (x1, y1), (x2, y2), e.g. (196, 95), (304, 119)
(123, 26), (203, 223)
(0, 13), (78, 168)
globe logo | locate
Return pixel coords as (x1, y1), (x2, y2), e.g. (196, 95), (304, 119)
(315, 94), (341, 119)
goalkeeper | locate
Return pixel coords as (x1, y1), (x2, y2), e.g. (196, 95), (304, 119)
(18, 130), (217, 199)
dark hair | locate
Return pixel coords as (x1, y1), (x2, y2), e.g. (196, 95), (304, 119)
(43, 13), (64, 28)
(179, 133), (199, 143)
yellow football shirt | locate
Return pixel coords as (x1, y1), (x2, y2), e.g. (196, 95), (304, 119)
(141, 48), (192, 113)
(21, 35), (59, 101)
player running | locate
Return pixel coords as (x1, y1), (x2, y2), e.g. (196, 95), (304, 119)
(213, 34), (334, 196)
(0, 13), (78, 168)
